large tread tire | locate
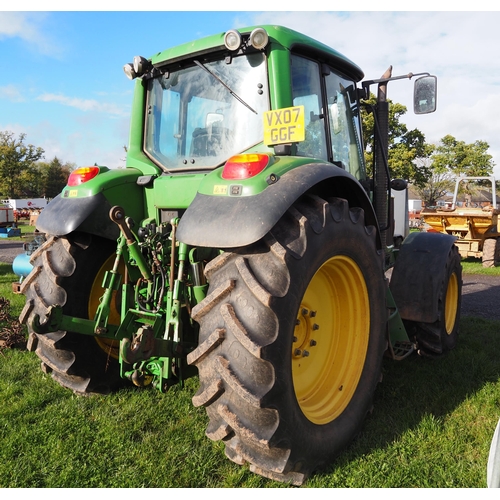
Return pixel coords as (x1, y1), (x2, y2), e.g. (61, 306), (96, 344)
(410, 245), (462, 356)
(482, 238), (499, 268)
(188, 195), (387, 484)
(19, 232), (124, 395)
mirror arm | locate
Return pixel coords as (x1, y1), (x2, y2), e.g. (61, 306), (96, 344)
(362, 72), (431, 94)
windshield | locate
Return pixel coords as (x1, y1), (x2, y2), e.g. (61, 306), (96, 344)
(145, 52), (269, 171)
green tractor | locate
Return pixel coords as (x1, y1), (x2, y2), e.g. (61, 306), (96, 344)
(19, 25), (461, 485)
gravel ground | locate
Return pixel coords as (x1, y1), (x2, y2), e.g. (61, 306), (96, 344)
(0, 240), (24, 264)
(0, 239), (499, 321)
(461, 274), (500, 321)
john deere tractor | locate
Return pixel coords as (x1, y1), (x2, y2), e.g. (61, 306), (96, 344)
(19, 25), (461, 485)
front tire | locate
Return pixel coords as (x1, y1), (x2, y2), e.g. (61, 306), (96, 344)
(411, 245), (462, 356)
(188, 195), (387, 484)
(19, 232), (124, 394)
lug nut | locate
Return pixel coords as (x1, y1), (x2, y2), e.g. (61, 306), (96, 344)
(293, 336), (298, 343)
(312, 324), (319, 330)
(294, 349), (302, 356)
(301, 308), (309, 316)
(295, 319), (300, 326)
(310, 311), (317, 317)
(310, 339), (317, 347)
(302, 350), (309, 357)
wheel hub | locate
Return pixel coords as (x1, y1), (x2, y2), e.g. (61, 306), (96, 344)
(292, 255), (370, 425)
(293, 308), (319, 358)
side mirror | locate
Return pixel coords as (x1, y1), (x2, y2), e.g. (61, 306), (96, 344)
(414, 75), (437, 114)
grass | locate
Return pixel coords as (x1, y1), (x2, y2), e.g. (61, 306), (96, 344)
(17, 221), (35, 234)
(461, 257), (500, 276)
(3, 221), (36, 241)
(312, 315), (500, 488)
(0, 263), (27, 316)
(0, 251), (500, 487)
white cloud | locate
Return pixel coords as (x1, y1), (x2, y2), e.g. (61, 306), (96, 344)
(0, 117), (129, 169)
(0, 85), (24, 102)
(37, 93), (129, 117)
(0, 12), (61, 56)
(247, 11), (500, 175)
(249, 12), (500, 77)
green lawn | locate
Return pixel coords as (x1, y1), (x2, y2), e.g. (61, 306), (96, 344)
(0, 253), (499, 487)
(461, 257), (500, 275)
(2, 220), (36, 241)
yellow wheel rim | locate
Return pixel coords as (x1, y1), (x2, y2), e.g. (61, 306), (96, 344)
(292, 255), (370, 425)
(445, 272), (459, 335)
(88, 254), (123, 359)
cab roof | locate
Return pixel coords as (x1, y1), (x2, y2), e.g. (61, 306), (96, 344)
(150, 25), (364, 82)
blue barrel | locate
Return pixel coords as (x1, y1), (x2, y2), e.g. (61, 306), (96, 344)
(12, 252), (33, 279)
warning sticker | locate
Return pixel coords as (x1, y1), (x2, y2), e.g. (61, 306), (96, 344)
(263, 106), (305, 146)
(213, 185), (228, 195)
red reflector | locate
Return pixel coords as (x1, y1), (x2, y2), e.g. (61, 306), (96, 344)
(67, 167), (100, 186)
(222, 154), (269, 180)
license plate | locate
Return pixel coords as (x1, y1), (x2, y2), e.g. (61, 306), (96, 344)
(263, 106), (305, 146)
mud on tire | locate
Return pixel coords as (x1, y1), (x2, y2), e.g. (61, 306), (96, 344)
(19, 232), (124, 395)
(187, 195), (388, 484)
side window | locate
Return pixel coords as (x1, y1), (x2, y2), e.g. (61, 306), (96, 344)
(291, 55), (328, 161)
(324, 71), (365, 178)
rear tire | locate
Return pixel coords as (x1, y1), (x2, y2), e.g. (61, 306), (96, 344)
(19, 232), (125, 394)
(188, 195), (387, 484)
(482, 238), (499, 268)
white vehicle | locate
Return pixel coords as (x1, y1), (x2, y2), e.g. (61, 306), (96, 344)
(1, 198), (47, 211)
(0, 205), (14, 227)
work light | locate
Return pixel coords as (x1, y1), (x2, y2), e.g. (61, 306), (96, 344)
(123, 63), (137, 80)
(249, 28), (269, 50)
(224, 29), (242, 51)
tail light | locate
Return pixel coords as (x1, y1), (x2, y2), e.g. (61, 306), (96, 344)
(222, 154), (269, 180)
(67, 167), (100, 186)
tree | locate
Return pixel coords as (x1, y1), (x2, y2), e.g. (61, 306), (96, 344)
(11, 155), (75, 199)
(360, 98), (495, 206)
(0, 131), (44, 198)
(413, 166), (455, 207)
(430, 134), (494, 177)
(361, 95), (433, 187)
(413, 135), (495, 206)
(43, 157), (74, 198)
(17, 167), (45, 198)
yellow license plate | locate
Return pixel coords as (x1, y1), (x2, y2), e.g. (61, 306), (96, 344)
(263, 106), (305, 146)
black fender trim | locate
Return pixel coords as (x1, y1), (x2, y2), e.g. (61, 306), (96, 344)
(177, 162), (378, 248)
(389, 231), (457, 323)
(36, 192), (119, 240)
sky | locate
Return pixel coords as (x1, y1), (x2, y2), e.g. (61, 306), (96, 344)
(2, 5), (500, 178)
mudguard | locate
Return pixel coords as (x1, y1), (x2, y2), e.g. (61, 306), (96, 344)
(35, 167), (146, 240)
(36, 192), (120, 240)
(389, 231), (458, 323)
(176, 162), (378, 249)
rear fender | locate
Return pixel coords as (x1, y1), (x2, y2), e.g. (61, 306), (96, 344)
(389, 231), (458, 323)
(36, 192), (120, 240)
(176, 162), (379, 249)
(36, 168), (145, 240)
